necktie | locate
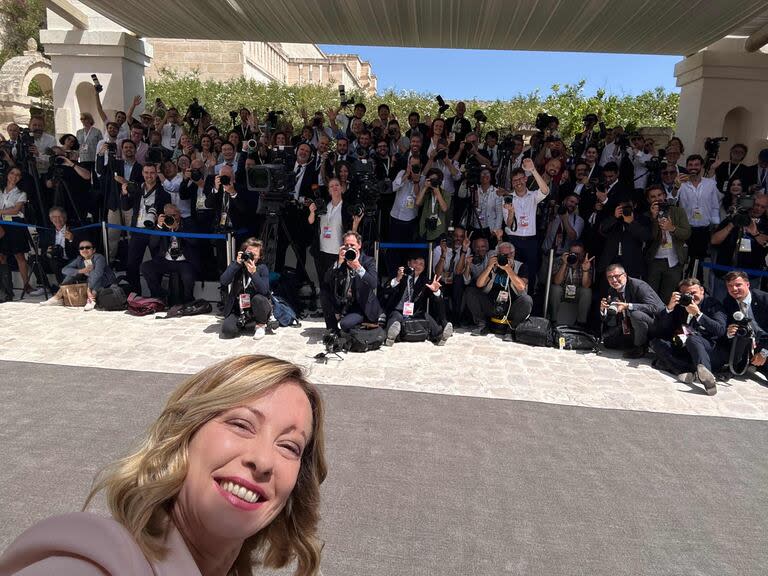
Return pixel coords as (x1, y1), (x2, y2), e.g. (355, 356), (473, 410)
(171, 126), (177, 139)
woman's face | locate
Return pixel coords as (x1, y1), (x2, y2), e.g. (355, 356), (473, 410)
(730, 179), (743, 195)
(585, 147), (598, 163)
(245, 245), (261, 260)
(432, 120), (444, 137)
(176, 382), (313, 542)
(338, 165), (349, 182)
(229, 133), (240, 147)
(6, 168), (21, 188)
(201, 136), (212, 151)
(180, 135), (191, 149)
(64, 135), (76, 150)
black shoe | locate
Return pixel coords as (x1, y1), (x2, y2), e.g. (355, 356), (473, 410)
(471, 324), (488, 336)
(502, 333), (515, 342)
(623, 345), (647, 359)
(696, 364), (717, 396)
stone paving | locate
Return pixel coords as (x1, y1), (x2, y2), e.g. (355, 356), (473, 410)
(1, 300), (767, 420)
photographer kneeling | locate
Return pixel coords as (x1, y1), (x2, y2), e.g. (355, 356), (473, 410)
(719, 270), (768, 378)
(384, 255), (452, 346)
(649, 278), (727, 395)
(600, 263), (664, 358)
(140, 204), (200, 304)
(320, 231), (382, 335)
(548, 242), (593, 327)
(466, 241), (532, 338)
(40, 241), (116, 310)
(219, 238), (272, 340)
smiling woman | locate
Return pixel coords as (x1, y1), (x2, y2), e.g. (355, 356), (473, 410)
(0, 355), (327, 576)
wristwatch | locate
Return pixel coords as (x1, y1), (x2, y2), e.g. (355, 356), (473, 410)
(759, 349), (768, 359)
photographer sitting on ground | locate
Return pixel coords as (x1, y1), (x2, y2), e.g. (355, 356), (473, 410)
(219, 238), (272, 340)
(40, 240), (116, 310)
(141, 204), (201, 304)
(649, 278), (726, 395)
(548, 241), (593, 327)
(383, 254), (453, 346)
(466, 241), (532, 338)
(600, 263), (664, 358)
(320, 231), (382, 336)
(718, 270), (768, 378)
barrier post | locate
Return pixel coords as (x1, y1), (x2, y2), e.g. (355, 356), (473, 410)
(101, 221), (110, 262)
(373, 241), (380, 296)
(692, 258), (700, 280)
(543, 248), (554, 320)
(226, 231), (234, 267)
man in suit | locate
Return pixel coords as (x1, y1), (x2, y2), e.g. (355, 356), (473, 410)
(714, 143), (749, 193)
(121, 164), (171, 294)
(141, 204), (201, 304)
(178, 159), (213, 232)
(600, 263), (665, 358)
(99, 139), (144, 257)
(37, 206), (80, 284)
(445, 102), (472, 155)
(383, 254), (452, 346)
(597, 199), (652, 281)
(650, 277), (727, 395)
(747, 148), (768, 192)
(320, 231), (382, 335)
(719, 270), (768, 379)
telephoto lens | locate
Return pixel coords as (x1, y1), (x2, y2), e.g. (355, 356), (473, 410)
(496, 253), (509, 266)
(241, 251), (255, 262)
(344, 248), (357, 261)
(163, 215), (175, 227)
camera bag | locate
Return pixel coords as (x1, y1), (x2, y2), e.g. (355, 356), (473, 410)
(126, 293), (166, 316)
(514, 316), (553, 347)
(401, 317), (430, 342)
(180, 299), (212, 316)
(95, 286), (128, 311)
(553, 326), (599, 353)
(344, 326), (386, 352)
(271, 294), (300, 327)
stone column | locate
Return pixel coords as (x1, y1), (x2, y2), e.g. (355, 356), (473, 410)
(675, 37), (768, 163)
(39, 3), (152, 136)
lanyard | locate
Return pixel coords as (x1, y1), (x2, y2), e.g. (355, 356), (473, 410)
(727, 162), (742, 180)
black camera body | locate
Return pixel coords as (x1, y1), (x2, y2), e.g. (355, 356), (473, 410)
(704, 136), (728, 159)
(678, 293), (694, 307)
(535, 112), (557, 132)
(346, 170), (381, 218)
(496, 253), (509, 267)
(425, 215), (439, 231)
(473, 110), (488, 124)
(730, 194), (755, 228)
(436, 95), (450, 116)
(566, 253), (578, 266)
(732, 310), (753, 338)
(339, 85), (354, 108)
(620, 204), (634, 218)
(557, 205), (568, 216)
(242, 251), (255, 263)
(344, 248), (358, 262)
(186, 98), (207, 126)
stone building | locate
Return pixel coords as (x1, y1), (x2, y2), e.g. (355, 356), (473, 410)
(146, 40), (377, 95)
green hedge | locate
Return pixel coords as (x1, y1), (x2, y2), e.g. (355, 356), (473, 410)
(146, 71), (678, 140)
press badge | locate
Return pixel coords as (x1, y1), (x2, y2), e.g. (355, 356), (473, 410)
(2, 215), (12, 222)
(322, 226), (332, 239)
(403, 301), (415, 316)
(496, 291), (509, 303)
(196, 193), (207, 211)
(564, 284), (577, 300)
(518, 215), (529, 229)
(740, 237), (752, 252)
(693, 208), (703, 222)
(405, 195), (415, 210)
(238, 293), (251, 309)
(169, 138), (177, 149)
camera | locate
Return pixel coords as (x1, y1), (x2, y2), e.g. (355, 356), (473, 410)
(732, 310), (753, 338)
(412, 163), (421, 174)
(344, 248), (358, 261)
(236, 310), (251, 329)
(678, 293), (693, 307)
(143, 206), (157, 228)
(621, 204), (633, 218)
(704, 136), (728, 158)
(557, 205), (568, 215)
(503, 195), (515, 205)
(435, 148), (447, 161)
(403, 266), (414, 277)
(339, 85), (354, 108)
(169, 244), (181, 260)
(248, 164), (294, 216)
(730, 193), (755, 228)
(163, 214), (176, 227)
(346, 169), (381, 218)
(266, 110), (284, 128)
(105, 141), (117, 154)
(436, 95), (450, 116)
(312, 116), (324, 129)
(312, 200), (328, 216)
(146, 146), (165, 165)
(496, 253), (509, 267)
(186, 98), (206, 126)
(246, 139), (258, 152)
(535, 113), (557, 132)
(241, 251), (255, 263)
(604, 303), (620, 326)
(614, 133), (630, 149)
(190, 168), (203, 181)
(125, 181), (140, 196)
(425, 215), (439, 231)
(220, 175), (231, 186)
(229, 110), (238, 120)
(53, 155), (67, 166)
(91, 74), (103, 94)
(656, 201), (669, 219)
(566, 253), (578, 266)
(428, 176), (441, 187)
(583, 113), (598, 124)
(472, 254), (484, 265)
(473, 110), (488, 124)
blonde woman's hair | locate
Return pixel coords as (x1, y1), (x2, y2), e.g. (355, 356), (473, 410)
(84, 355), (327, 576)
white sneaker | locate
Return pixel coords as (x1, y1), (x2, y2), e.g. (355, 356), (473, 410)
(83, 299), (96, 311)
(40, 296), (63, 306)
(253, 326), (266, 340)
(27, 287), (45, 297)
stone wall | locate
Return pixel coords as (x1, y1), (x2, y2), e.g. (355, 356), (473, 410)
(146, 39), (244, 81)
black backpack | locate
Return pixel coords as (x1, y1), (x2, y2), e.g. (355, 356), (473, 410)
(344, 326), (386, 352)
(95, 286), (128, 311)
(553, 325), (600, 353)
(400, 318), (430, 342)
(514, 316), (553, 347)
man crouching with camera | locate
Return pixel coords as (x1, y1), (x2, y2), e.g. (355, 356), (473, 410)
(383, 254), (453, 346)
(600, 263), (664, 358)
(718, 270), (768, 378)
(649, 278), (727, 395)
(320, 231), (382, 335)
(219, 238), (272, 340)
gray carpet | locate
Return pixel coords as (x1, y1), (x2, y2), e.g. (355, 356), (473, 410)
(1, 360), (766, 575)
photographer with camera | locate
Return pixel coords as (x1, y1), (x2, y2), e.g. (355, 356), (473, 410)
(434, 226), (469, 323)
(463, 167), (503, 243)
(37, 206), (79, 285)
(645, 184), (691, 303)
(320, 231), (382, 335)
(649, 278), (726, 395)
(417, 168), (451, 242)
(465, 241), (532, 337)
(714, 143), (749, 194)
(156, 160), (190, 228)
(44, 146), (93, 226)
(178, 158), (213, 232)
(719, 270), (768, 377)
(548, 242), (593, 327)
(659, 164), (681, 204)
(204, 163), (246, 233)
(597, 198), (651, 281)
(710, 191), (768, 301)
(140, 204), (200, 304)
(747, 148), (768, 192)
(678, 154), (721, 280)
(219, 237), (272, 340)
(445, 102), (472, 155)
(572, 113), (606, 160)
(76, 112), (102, 175)
(541, 193), (584, 257)
(423, 134), (461, 197)
(600, 264), (664, 358)
(386, 119), (410, 157)
(95, 122), (121, 163)
(159, 107), (185, 153)
(103, 139), (143, 256)
(383, 255), (452, 346)
(387, 155), (425, 274)
(122, 164), (171, 294)
(27, 116), (57, 174)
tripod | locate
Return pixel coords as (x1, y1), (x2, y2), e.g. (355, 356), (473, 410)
(19, 226), (52, 300)
(52, 172), (84, 225)
(260, 207), (312, 282)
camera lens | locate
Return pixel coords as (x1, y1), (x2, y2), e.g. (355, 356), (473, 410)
(678, 293), (693, 307)
(566, 253), (578, 265)
(220, 175), (231, 186)
(164, 215), (175, 226)
(403, 266), (414, 276)
(496, 253), (509, 266)
(557, 205), (568, 215)
(621, 205), (633, 217)
(344, 248), (357, 261)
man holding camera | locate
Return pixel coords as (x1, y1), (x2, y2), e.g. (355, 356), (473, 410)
(597, 198), (651, 281)
(445, 102), (472, 155)
(650, 278), (726, 395)
(37, 206), (79, 285)
(714, 143), (749, 194)
(417, 168), (451, 242)
(434, 226), (469, 323)
(541, 193), (584, 258)
(466, 241), (532, 337)
(645, 184), (691, 303)
(141, 204), (200, 304)
(678, 154), (720, 279)
(320, 231), (382, 335)
(719, 270), (768, 378)
(178, 159), (212, 232)
(122, 164), (171, 294)
(548, 242), (593, 327)
(383, 255), (452, 346)
(600, 263), (664, 358)
(387, 155), (425, 275)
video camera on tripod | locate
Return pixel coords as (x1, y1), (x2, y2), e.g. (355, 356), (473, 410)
(346, 170), (381, 218)
(704, 136), (728, 167)
(339, 85), (355, 108)
(247, 164), (295, 216)
(185, 98), (207, 128)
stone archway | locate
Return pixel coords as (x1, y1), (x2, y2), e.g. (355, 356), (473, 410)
(0, 41), (53, 129)
(721, 106), (752, 148)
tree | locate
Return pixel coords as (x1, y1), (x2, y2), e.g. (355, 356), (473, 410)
(0, 0), (45, 66)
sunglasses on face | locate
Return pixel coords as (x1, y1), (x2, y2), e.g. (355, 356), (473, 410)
(79, 246), (94, 250)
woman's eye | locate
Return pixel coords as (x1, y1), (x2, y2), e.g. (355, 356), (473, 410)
(229, 420), (251, 431)
(281, 443), (301, 457)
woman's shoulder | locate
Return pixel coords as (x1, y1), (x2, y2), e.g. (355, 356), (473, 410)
(0, 512), (153, 576)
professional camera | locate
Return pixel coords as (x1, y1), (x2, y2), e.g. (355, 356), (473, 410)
(246, 139), (258, 152)
(496, 253), (509, 267)
(464, 161), (487, 187)
(186, 98), (207, 126)
(105, 141), (117, 155)
(731, 310), (753, 339)
(535, 113), (557, 132)
(20, 127), (34, 148)
(678, 293), (694, 307)
(620, 204), (633, 218)
(473, 110), (488, 124)
(704, 136), (728, 159)
(241, 251), (255, 263)
(146, 146), (165, 165)
(91, 74), (103, 94)
(247, 164), (294, 215)
(169, 242), (181, 260)
(502, 195), (515, 206)
(143, 206), (158, 228)
(435, 148), (447, 161)
(614, 133), (630, 149)
(163, 214), (176, 228)
(730, 193), (755, 228)
(604, 302), (621, 327)
(53, 155), (68, 166)
(339, 85), (354, 108)
(229, 110), (238, 121)
(344, 247), (358, 262)
(583, 113), (598, 125)
(656, 201), (669, 219)
(566, 253), (579, 266)
(436, 95), (450, 116)
(266, 110), (284, 129)
(472, 254), (484, 265)
(312, 199), (328, 217)
(125, 181), (140, 196)
(220, 174), (231, 186)
(557, 205), (568, 216)
(425, 215), (439, 231)
(346, 169), (381, 218)
(236, 310), (252, 330)
(402, 266), (414, 277)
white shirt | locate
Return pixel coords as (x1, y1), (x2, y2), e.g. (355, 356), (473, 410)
(0, 186), (26, 219)
(55, 226), (67, 249)
(391, 170), (420, 222)
(630, 149), (651, 190)
(33, 132), (57, 171)
(599, 142), (617, 166)
(161, 123), (182, 150)
(678, 177), (720, 228)
(77, 126), (103, 163)
(508, 189), (546, 237)
(470, 185), (504, 230)
(163, 174), (190, 218)
(434, 160), (461, 195)
(318, 200), (344, 255)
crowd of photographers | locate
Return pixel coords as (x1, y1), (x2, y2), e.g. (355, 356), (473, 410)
(2, 80), (768, 391)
